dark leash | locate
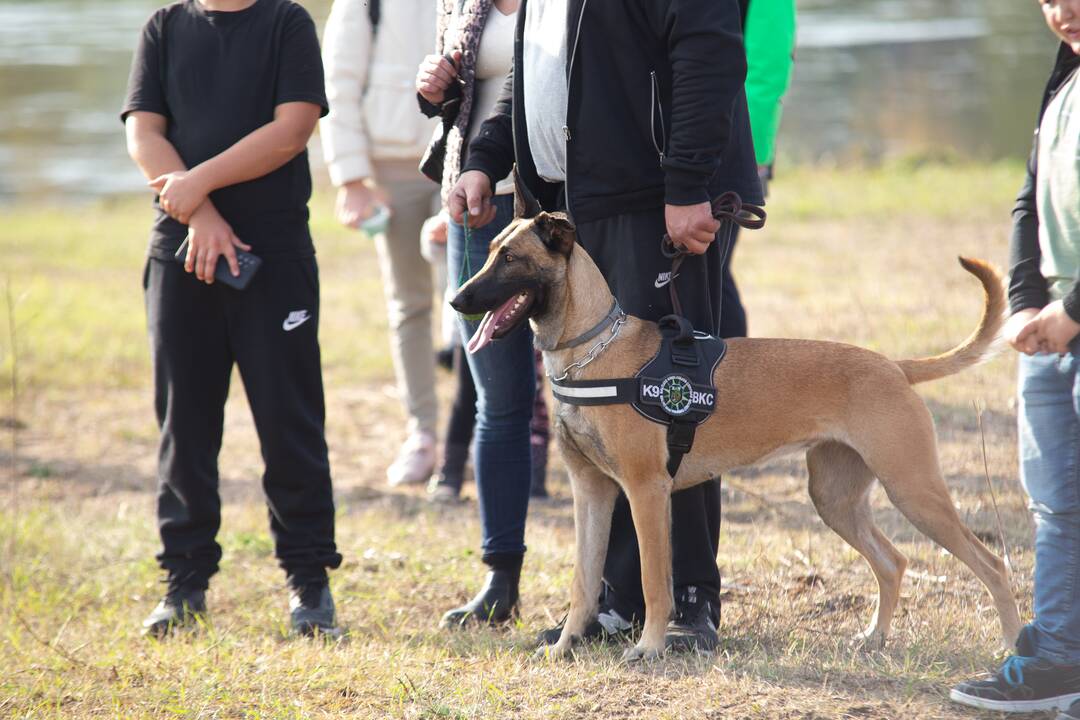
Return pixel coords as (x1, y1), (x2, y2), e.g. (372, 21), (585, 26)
(660, 191), (766, 320)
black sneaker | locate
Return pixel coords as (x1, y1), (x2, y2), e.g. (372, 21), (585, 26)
(289, 581), (339, 638)
(440, 567), (520, 628)
(1061, 699), (1080, 720)
(950, 656), (1080, 713)
(141, 579), (206, 638)
(665, 585), (719, 654)
(535, 585), (640, 647)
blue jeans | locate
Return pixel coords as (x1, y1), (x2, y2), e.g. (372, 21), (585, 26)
(1018, 341), (1080, 665)
(447, 194), (534, 561)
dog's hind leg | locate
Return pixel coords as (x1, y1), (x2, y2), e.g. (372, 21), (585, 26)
(857, 400), (1022, 648)
(547, 458), (619, 660)
(807, 441), (908, 648)
(621, 475), (674, 662)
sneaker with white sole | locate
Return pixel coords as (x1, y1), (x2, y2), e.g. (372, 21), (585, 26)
(386, 431), (436, 487)
(950, 655), (1080, 713)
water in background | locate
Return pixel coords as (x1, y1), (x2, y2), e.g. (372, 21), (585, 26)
(0, 0), (1057, 200)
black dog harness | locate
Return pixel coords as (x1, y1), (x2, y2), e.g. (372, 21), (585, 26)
(551, 314), (727, 478)
(547, 192), (764, 478)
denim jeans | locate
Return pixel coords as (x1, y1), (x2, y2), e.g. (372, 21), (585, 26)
(1018, 340), (1080, 664)
(447, 194), (534, 561)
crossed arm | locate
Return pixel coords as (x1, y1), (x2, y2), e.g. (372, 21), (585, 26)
(124, 102), (321, 282)
(1004, 139), (1080, 354)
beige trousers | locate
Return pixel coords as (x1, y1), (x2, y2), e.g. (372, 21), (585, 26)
(373, 160), (440, 437)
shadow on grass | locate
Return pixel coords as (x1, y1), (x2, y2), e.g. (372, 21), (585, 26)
(1, 449), (155, 497)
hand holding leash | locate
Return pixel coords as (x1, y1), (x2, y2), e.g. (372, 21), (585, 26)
(661, 192), (766, 258)
(448, 170), (497, 228)
(660, 192), (766, 318)
(664, 202), (721, 255)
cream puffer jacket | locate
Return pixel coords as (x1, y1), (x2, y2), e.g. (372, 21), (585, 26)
(320, 0), (438, 186)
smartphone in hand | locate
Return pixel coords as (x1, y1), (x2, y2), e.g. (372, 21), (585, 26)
(174, 238), (262, 290)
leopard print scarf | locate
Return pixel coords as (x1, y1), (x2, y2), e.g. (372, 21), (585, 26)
(436, 0), (497, 204)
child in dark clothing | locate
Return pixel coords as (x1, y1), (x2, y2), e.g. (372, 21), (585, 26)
(122, 0), (341, 638)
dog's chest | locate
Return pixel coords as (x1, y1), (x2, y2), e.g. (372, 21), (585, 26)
(553, 407), (620, 476)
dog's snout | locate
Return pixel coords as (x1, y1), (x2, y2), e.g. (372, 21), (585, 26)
(449, 288), (472, 313)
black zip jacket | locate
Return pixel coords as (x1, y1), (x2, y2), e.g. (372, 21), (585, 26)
(1010, 42), (1080, 321)
(461, 0), (762, 224)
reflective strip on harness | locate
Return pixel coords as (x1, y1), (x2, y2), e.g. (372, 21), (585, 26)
(553, 384), (620, 400)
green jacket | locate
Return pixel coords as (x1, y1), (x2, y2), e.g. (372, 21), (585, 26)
(744, 0), (796, 166)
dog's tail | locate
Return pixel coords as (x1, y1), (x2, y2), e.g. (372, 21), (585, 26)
(895, 257), (1008, 386)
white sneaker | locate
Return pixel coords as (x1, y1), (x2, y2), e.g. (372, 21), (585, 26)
(386, 432), (437, 487)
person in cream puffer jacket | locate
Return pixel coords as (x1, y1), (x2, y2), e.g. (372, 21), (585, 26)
(321, 0), (442, 487)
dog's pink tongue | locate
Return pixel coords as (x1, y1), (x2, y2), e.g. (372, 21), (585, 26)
(466, 294), (521, 354)
(466, 312), (497, 354)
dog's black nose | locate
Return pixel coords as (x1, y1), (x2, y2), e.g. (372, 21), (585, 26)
(449, 288), (471, 313)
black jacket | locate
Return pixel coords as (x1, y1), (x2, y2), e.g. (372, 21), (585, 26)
(461, 0), (762, 224)
(1010, 43), (1080, 321)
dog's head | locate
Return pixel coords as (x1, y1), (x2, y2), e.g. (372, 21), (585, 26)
(450, 210), (576, 353)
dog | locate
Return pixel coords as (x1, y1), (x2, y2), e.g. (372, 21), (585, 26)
(450, 208), (1021, 662)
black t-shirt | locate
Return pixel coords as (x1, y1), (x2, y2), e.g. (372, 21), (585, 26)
(121, 0), (328, 260)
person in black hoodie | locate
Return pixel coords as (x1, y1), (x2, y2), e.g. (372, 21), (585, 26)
(449, 0), (762, 652)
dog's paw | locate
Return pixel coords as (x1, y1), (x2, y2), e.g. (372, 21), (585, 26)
(620, 643), (663, 664)
(849, 628), (886, 652)
(536, 639), (575, 662)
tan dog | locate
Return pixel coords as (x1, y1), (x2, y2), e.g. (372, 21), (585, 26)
(451, 210), (1021, 662)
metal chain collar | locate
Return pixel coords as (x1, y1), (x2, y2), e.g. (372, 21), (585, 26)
(550, 313), (627, 382)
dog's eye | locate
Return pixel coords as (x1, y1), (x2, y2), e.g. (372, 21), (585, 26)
(504, 252), (514, 263)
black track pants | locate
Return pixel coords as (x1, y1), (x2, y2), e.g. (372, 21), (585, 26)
(145, 257), (342, 588)
(575, 208), (739, 621)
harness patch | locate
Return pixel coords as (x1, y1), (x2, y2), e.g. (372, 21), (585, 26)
(551, 314), (726, 477)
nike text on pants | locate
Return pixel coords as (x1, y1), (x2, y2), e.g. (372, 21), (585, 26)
(145, 257), (342, 589)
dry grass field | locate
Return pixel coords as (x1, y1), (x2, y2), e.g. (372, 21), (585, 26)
(0, 162), (1054, 718)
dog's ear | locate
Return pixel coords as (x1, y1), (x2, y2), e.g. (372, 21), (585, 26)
(512, 166), (542, 220)
(533, 211), (576, 256)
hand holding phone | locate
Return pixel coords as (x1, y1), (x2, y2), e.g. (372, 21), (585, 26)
(174, 237), (262, 290)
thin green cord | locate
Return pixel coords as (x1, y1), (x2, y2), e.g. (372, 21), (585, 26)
(458, 216), (486, 321)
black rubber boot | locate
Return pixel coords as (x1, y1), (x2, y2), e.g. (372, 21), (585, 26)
(440, 555), (522, 628)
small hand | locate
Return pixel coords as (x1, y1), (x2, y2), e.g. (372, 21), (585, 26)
(665, 202), (721, 255)
(416, 51), (461, 105)
(183, 203), (252, 283)
(149, 170), (210, 225)
(421, 212), (449, 245)
(1016, 300), (1080, 354)
(335, 180), (381, 228)
(448, 170), (496, 228)
(1003, 308), (1040, 355)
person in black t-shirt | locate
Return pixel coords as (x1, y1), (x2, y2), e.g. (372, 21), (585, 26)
(122, 0), (342, 638)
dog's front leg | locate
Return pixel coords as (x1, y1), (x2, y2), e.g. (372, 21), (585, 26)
(547, 463), (618, 660)
(621, 476), (673, 663)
